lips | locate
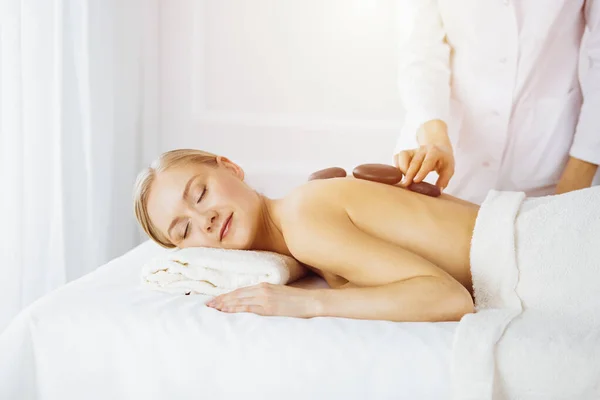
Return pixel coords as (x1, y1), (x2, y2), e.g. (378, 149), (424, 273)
(219, 213), (233, 241)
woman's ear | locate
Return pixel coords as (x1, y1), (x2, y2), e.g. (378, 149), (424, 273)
(216, 156), (245, 180)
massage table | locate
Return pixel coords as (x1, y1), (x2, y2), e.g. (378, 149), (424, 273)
(0, 240), (456, 400)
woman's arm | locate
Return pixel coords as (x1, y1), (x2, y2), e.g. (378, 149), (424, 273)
(283, 192), (474, 322)
(312, 277), (472, 322)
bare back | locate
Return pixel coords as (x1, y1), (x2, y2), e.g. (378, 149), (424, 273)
(281, 178), (479, 292)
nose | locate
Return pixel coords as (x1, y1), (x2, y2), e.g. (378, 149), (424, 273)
(199, 210), (218, 234)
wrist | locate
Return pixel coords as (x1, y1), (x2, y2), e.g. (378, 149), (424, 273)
(417, 120), (451, 149)
(557, 156), (598, 193)
(311, 289), (330, 317)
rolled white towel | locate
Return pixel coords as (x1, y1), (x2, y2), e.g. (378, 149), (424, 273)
(141, 247), (302, 296)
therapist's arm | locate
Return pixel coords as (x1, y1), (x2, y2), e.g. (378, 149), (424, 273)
(556, 157), (598, 194)
(395, 0), (451, 154)
(558, 0), (600, 193)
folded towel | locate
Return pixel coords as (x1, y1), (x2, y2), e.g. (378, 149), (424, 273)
(452, 187), (600, 400)
(141, 247), (301, 296)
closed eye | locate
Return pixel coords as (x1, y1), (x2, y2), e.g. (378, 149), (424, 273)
(196, 187), (207, 204)
(183, 221), (190, 240)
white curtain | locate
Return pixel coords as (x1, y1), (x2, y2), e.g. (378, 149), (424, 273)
(0, 0), (159, 332)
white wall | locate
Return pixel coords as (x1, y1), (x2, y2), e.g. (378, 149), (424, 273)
(158, 1), (598, 197)
(159, 0), (405, 197)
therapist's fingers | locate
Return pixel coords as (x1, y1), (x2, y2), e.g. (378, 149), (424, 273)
(435, 163), (455, 190)
(413, 152), (437, 183)
(394, 150), (414, 174)
(402, 149), (426, 186)
(433, 145), (455, 189)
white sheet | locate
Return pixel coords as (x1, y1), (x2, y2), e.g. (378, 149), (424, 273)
(0, 240), (456, 400)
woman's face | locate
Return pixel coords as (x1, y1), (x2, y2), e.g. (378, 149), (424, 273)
(146, 158), (262, 249)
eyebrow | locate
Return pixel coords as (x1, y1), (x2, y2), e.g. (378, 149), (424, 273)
(166, 174), (199, 241)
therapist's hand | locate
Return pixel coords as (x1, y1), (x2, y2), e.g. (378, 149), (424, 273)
(394, 120), (455, 190)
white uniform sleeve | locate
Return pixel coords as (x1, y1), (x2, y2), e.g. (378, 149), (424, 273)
(395, 0), (451, 155)
(571, 0), (600, 165)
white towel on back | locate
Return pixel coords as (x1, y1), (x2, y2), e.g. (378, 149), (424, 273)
(452, 187), (600, 399)
(141, 247), (299, 296)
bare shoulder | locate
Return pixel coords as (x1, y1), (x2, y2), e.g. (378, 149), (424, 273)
(278, 180), (352, 286)
(278, 177), (409, 235)
(282, 178), (350, 215)
(277, 177), (477, 289)
(281, 177), (386, 214)
(277, 178), (457, 287)
(277, 178), (369, 232)
(278, 179), (351, 259)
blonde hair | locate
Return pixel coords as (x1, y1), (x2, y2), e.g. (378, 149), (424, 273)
(133, 149), (218, 248)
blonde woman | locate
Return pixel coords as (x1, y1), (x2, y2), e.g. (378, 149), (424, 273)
(133, 149), (599, 323)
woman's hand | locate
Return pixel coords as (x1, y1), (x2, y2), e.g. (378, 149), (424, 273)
(394, 119), (455, 190)
(206, 283), (321, 318)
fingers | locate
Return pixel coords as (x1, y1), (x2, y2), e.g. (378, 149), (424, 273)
(394, 150), (413, 174)
(435, 165), (455, 190)
(214, 296), (262, 307)
(211, 282), (271, 303)
(221, 304), (265, 314)
(210, 301), (265, 314)
(397, 144), (455, 189)
(414, 152), (437, 183)
(208, 296), (268, 315)
(402, 150), (426, 186)
(207, 290), (251, 309)
(207, 295), (259, 313)
(207, 282), (274, 314)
